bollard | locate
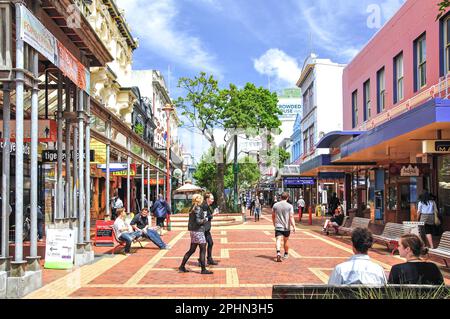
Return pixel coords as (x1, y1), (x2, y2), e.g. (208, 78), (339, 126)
(308, 206), (313, 225)
(166, 214), (171, 231)
(298, 207), (303, 222)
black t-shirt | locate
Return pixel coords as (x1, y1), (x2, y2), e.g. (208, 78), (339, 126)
(331, 214), (345, 226)
(130, 213), (149, 230)
(388, 262), (444, 285)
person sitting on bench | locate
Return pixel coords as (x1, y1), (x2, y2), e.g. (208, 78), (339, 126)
(322, 205), (345, 235)
(113, 208), (142, 255)
(130, 208), (171, 250)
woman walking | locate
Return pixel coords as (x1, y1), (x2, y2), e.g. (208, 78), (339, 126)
(178, 194), (213, 275)
(417, 191), (437, 249)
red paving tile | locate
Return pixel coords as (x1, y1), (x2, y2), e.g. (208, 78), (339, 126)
(34, 209), (450, 298)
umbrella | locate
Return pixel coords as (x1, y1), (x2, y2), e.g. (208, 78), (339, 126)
(174, 183), (204, 193)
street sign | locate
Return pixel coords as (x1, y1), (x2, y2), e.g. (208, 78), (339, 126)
(44, 228), (75, 270)
(283, 177), (315, 187)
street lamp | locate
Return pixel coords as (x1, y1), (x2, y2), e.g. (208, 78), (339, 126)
(163, 103), (174, 230)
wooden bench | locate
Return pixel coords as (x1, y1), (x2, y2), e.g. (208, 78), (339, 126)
(373, 223), (412, 255)
(272, 284), (450, 299)
(111, 227), (143, 255)
(429, 231), (450, 267)
(337, 217), (371, 235)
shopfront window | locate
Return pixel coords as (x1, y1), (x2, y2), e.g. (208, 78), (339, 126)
(438, 155), (450, 216)
(387, 185), (397, 210)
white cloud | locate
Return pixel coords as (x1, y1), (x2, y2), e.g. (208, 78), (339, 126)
(253, 49), (301, 88)
(116, 0), (222, 76)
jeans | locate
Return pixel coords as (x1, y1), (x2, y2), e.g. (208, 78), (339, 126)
(37, 220), (44, 239)
(119, 231), (141, 253)
(144, 229), (167, 249)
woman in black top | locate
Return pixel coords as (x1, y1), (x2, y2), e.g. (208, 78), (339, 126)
(388, 234), (444, 285)
(322, 206), (345, 235)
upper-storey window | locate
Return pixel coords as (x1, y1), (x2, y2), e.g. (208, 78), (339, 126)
(393, 53), (404, 104)
(443, 16), (450, 74)
(352, 90), (358, 128)
(414, 33), (427, 91)
(377, 67), (385, 113)
(302, 83), (314, 116)
(363, 79), (371, 122)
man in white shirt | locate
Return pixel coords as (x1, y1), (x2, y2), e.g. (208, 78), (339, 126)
(113, 208), (142, 255)
(328, 227), (387, 285)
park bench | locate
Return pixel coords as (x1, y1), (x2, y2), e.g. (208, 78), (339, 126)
(272, 284), (450, 299)
(337, 217), (371, 235)
(111, 226), (143, 255)
(429, 231), (450, 268)
(325, 216), (350, 235)
(372, 223), (412, 255)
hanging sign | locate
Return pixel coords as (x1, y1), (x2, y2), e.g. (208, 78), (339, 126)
(19, 4), (58, 65)
(422, 140), (450, 154)
(0, 120), (57, 142)
(98, 163), (137, 176)
(44, 228), (75, 270)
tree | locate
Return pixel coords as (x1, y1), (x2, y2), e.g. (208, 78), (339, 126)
(437, 1), (450, 20)
(176, 73), (282, 212)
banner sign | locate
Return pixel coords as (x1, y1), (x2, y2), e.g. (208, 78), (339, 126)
(98, 163), (137, 176)
(283, 177), (315, 187)
(42, 150), (95, 162)
(18, 4), (90, 94)
(0, 120), (57, 142)
(44, 228), (75, 270)
(20, 5), (58, 65)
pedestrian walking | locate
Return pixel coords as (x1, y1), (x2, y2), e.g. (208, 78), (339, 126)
(111, 191), (123, 220)
(199, 193), (219, 266)
(272, 192), (296, 262)
(151, 194), (170, 235)
(179, 194), (213, 274)
(417, 191), (438, 249)
(254, 197), (261, 222)
(297, 196), (305, 211)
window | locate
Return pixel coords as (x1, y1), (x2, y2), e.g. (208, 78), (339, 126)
(308, 125), (315, 151)
(377, 67), (385, 113)
(394, 53), (404, 103)
(303, 131), (308, 155)
(414, 34), (426, 91)
(352, 90), (358, 128)
(363, 80), (371, 121)
(444, 17), (450, 74)
(303, 83), (314, 115)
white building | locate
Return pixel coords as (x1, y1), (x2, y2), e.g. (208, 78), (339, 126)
(296, 54), (345, 164)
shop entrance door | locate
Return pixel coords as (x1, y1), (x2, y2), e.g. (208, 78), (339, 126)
(385, 182), (411, 223)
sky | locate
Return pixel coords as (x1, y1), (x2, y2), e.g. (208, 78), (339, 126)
(116, 0), (406, 161)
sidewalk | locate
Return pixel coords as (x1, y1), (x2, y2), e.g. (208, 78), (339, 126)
(25, 208), (450, 299)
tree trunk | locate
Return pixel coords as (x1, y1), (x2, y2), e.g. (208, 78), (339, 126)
(216, 162), (227, 213)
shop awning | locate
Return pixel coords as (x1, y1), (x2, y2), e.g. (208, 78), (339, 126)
(338, 98), (450, 162)
(317, 131), (365, 149)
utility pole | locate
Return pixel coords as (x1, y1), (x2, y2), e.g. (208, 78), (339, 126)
(233, 134), (238, 212)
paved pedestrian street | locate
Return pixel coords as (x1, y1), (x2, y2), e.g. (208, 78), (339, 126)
(25, 209), (450, 299)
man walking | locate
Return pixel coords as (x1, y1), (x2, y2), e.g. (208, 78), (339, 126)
(272, 192), (296, 262)
(151, 194), (170, 235)
(199, 193), (219, 265)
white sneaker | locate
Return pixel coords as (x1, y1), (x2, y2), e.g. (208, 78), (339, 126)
(283, 253), (289, 259)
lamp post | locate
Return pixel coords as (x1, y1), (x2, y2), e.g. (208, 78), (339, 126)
(163, 103), (174, 230)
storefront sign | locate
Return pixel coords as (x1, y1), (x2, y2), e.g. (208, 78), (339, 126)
(42, 150), (95, 162)
(20, 5), (58, 65)
(422, 140), (450, 154)
(283, 177), (315, 187)
(57, 42), (90, 93)
(98, 163), (137, 176)
(0, 142), (31, 155)
(144, 179), (164, 185)
(400, 165), (420, 177)
(0, 120), (57, 142)
(44, 228), (75, 270)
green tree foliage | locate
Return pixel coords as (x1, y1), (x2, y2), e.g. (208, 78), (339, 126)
(437, 1), (450, 20)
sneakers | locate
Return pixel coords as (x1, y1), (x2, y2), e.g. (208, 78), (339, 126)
(162, 245), (171, 250)
(283, 253), (289, 259)
(178, 266), (189, 273)
(276, 255), (282, 262)
(201, 269), (214, 275)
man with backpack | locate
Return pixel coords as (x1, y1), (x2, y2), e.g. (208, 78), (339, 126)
(151, 194), (171, 235)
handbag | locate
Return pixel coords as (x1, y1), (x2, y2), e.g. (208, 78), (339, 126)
(433, 201), (441, 226)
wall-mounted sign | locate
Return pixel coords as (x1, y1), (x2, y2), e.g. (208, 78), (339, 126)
(422, 140), (450, 154)
(42, 150), (95, 162)
(0, 120), (57, 142)
(283, 177), (315, 187)
(98, 163), (137, 176)
(400, 165), (420, 177)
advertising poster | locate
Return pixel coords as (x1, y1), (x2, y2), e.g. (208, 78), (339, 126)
(44, 228), (75, 270)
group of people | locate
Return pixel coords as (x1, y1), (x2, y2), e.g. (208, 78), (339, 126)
(178, 193), (219, 275)
(328, 227), (444, 285)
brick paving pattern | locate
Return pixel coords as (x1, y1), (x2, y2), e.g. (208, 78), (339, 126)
(25, 208), (450, 299)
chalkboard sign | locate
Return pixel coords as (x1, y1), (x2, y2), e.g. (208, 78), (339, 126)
(94, 220), (115, 247)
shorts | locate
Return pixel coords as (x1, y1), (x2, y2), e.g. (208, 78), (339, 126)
(275, 230), (291, 238)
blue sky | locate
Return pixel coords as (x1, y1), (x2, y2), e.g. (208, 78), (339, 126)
(116, 0), (406, 160)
